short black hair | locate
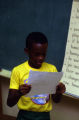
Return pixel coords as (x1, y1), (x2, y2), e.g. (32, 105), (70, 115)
(26, 32), (48, 49)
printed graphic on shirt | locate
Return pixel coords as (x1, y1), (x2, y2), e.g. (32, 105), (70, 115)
(31, 94), (49, 105)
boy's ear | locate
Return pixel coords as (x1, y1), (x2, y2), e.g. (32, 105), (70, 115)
(24, 48), (29, 55)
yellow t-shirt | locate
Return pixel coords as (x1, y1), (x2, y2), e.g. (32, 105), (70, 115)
(10, 61), (57, 112)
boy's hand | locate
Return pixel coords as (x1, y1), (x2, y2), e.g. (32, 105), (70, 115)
(52, 82), (66, 103)
(56, 82), (66, 94)
(19, 84), (31, 96)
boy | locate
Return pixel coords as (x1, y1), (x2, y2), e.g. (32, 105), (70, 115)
(7, 32), (65, 120)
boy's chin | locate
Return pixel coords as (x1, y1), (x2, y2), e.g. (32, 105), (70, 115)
(34, 63), (42, 69)
(35, 65), (42, 69)
(28, 61), (42, 69)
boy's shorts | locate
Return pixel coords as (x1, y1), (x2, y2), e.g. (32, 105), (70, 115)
(16, 110), (50, 120)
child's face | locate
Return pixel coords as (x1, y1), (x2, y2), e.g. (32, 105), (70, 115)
(26, 43), (48, 69)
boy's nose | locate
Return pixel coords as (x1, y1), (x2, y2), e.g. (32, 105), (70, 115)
(38, 56), (44, 61)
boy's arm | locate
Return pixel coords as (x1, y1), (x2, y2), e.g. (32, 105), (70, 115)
(7, 89), (21, 107)
(52, 82), (66, 103)
(7, 84), (31, 107)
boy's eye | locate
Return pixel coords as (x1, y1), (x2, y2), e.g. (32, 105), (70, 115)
(35, 53), (46, 57)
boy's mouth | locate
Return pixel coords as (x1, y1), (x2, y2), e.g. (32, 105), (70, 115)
(36, 61), (43, 65)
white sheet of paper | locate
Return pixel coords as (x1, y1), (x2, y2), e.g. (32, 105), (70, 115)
(25, 71), (63, 97)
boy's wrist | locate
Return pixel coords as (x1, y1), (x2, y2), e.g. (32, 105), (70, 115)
(18, 89), (23, 97)
(53, 92), (62, 97)
(56, 92), (62, 96)
(52, 93), (62, 103)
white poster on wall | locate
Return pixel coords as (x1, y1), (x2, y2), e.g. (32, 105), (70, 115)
(61, 0), (79, 98)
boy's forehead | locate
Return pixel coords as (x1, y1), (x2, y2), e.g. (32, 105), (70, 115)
(31, 42), (48, 49)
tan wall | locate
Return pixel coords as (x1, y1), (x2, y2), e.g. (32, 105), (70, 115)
(1, 77), (18, 117)
(0, 76), (79, 120)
